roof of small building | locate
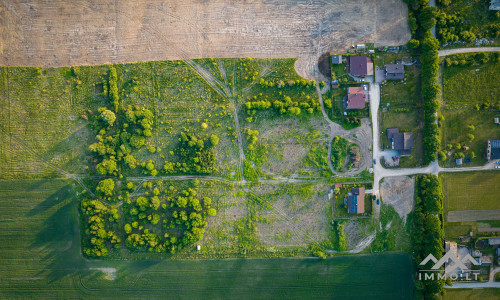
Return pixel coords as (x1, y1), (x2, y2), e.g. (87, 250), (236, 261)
(331, 55), (342, 64)
(488, 238), (500, 245)
(490, 140), (500, 160)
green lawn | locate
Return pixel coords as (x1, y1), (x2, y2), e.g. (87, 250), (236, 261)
(442, 171), (500, 239)
(442, 171), (500, 212)
(0, 179), (414, 299)
(440, 109), (499, 166)
(444, 288), (500, 300)
(381, 64), (421, 108)
(379, 60), (423, 167)
(442, 53), (500, 108)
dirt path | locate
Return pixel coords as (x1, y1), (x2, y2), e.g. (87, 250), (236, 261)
(438, 47), (500, 57)
(0, 0), (410, 79)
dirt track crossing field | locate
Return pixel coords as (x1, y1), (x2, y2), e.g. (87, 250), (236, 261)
(0, 0), (410, 78)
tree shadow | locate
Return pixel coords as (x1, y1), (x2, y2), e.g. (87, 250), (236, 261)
(318, 52), (332, 79)
(30, 197), (83, 283)
(27, 184), (73, 217)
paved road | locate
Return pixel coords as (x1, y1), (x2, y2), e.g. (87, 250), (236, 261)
(438, 47), (500, 57)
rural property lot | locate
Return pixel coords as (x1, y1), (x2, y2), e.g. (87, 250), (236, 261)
(0, 0), (410, 79)
(0, 179), (414, 299)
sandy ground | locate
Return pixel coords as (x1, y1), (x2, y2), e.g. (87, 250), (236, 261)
(0, 0), (410, 79)
(380, 176), (414, 222)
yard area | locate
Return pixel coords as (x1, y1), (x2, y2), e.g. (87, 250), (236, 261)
(379, 58), (423, 167)
(442, 171), (500, 239)
(440, 52), (500, 166)
(332, 184), (372, 218)
(380, 110), (423, 167)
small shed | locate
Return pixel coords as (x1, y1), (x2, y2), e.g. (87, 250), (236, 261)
(494, 117), (499, 124)
(331, 55), (342, 64)
(455, 158), (463, 165)
(196, 245), (201, 251)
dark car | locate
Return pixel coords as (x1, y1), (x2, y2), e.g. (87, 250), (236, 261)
(373, 159), (376, 165)
(373, 195), (376, 200)
(377, 199), (380, 205)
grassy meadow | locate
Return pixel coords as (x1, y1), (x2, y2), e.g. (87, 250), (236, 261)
(440, 52), (500, 166)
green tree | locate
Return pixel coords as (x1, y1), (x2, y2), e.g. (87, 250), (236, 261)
(207, 208), (217, 216)
(124, 224), (132, 234)
(100, 109), (116, 125)
(438, 151), (447, 161)
(97, 178), (115, 196)
(209, 134), (219, 146)
(407, 39), (420, 49)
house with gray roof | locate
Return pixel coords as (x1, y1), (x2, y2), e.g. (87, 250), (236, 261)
(387, 128), (413, 156)
(385, 63), (405, 80)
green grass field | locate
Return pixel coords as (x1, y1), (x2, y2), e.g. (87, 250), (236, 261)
(444, 288), (500, 300)
(0, 179), (414, 299)
(442, 171), (500, 211)
(442, 53), (500, 108)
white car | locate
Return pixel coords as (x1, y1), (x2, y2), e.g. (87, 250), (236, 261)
(495, 166), (500, 169)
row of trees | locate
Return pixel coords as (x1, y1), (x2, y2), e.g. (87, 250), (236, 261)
(245, 94), (320, 116)
(420, 38), (441, 164)
(413, 174), (445, 299)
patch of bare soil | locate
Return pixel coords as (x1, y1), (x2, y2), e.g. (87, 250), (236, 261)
(344, 219), (363, 249)
(380, 176), (415, 222)
(0, 0), (410, 79)
(89, 268), (117, 280)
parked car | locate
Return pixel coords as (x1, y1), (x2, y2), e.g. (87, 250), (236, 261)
(495, 166), (500, 169)
(373, 159), (376, 165)
(376, 199), (380, 205)
(373, 195), (376, 201)
(496, 161), (500, 164)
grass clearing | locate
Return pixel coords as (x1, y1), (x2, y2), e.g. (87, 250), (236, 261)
(440, 53), (500, 166)
(444, 288), (500, 300)
(442, 171), (500, 212)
